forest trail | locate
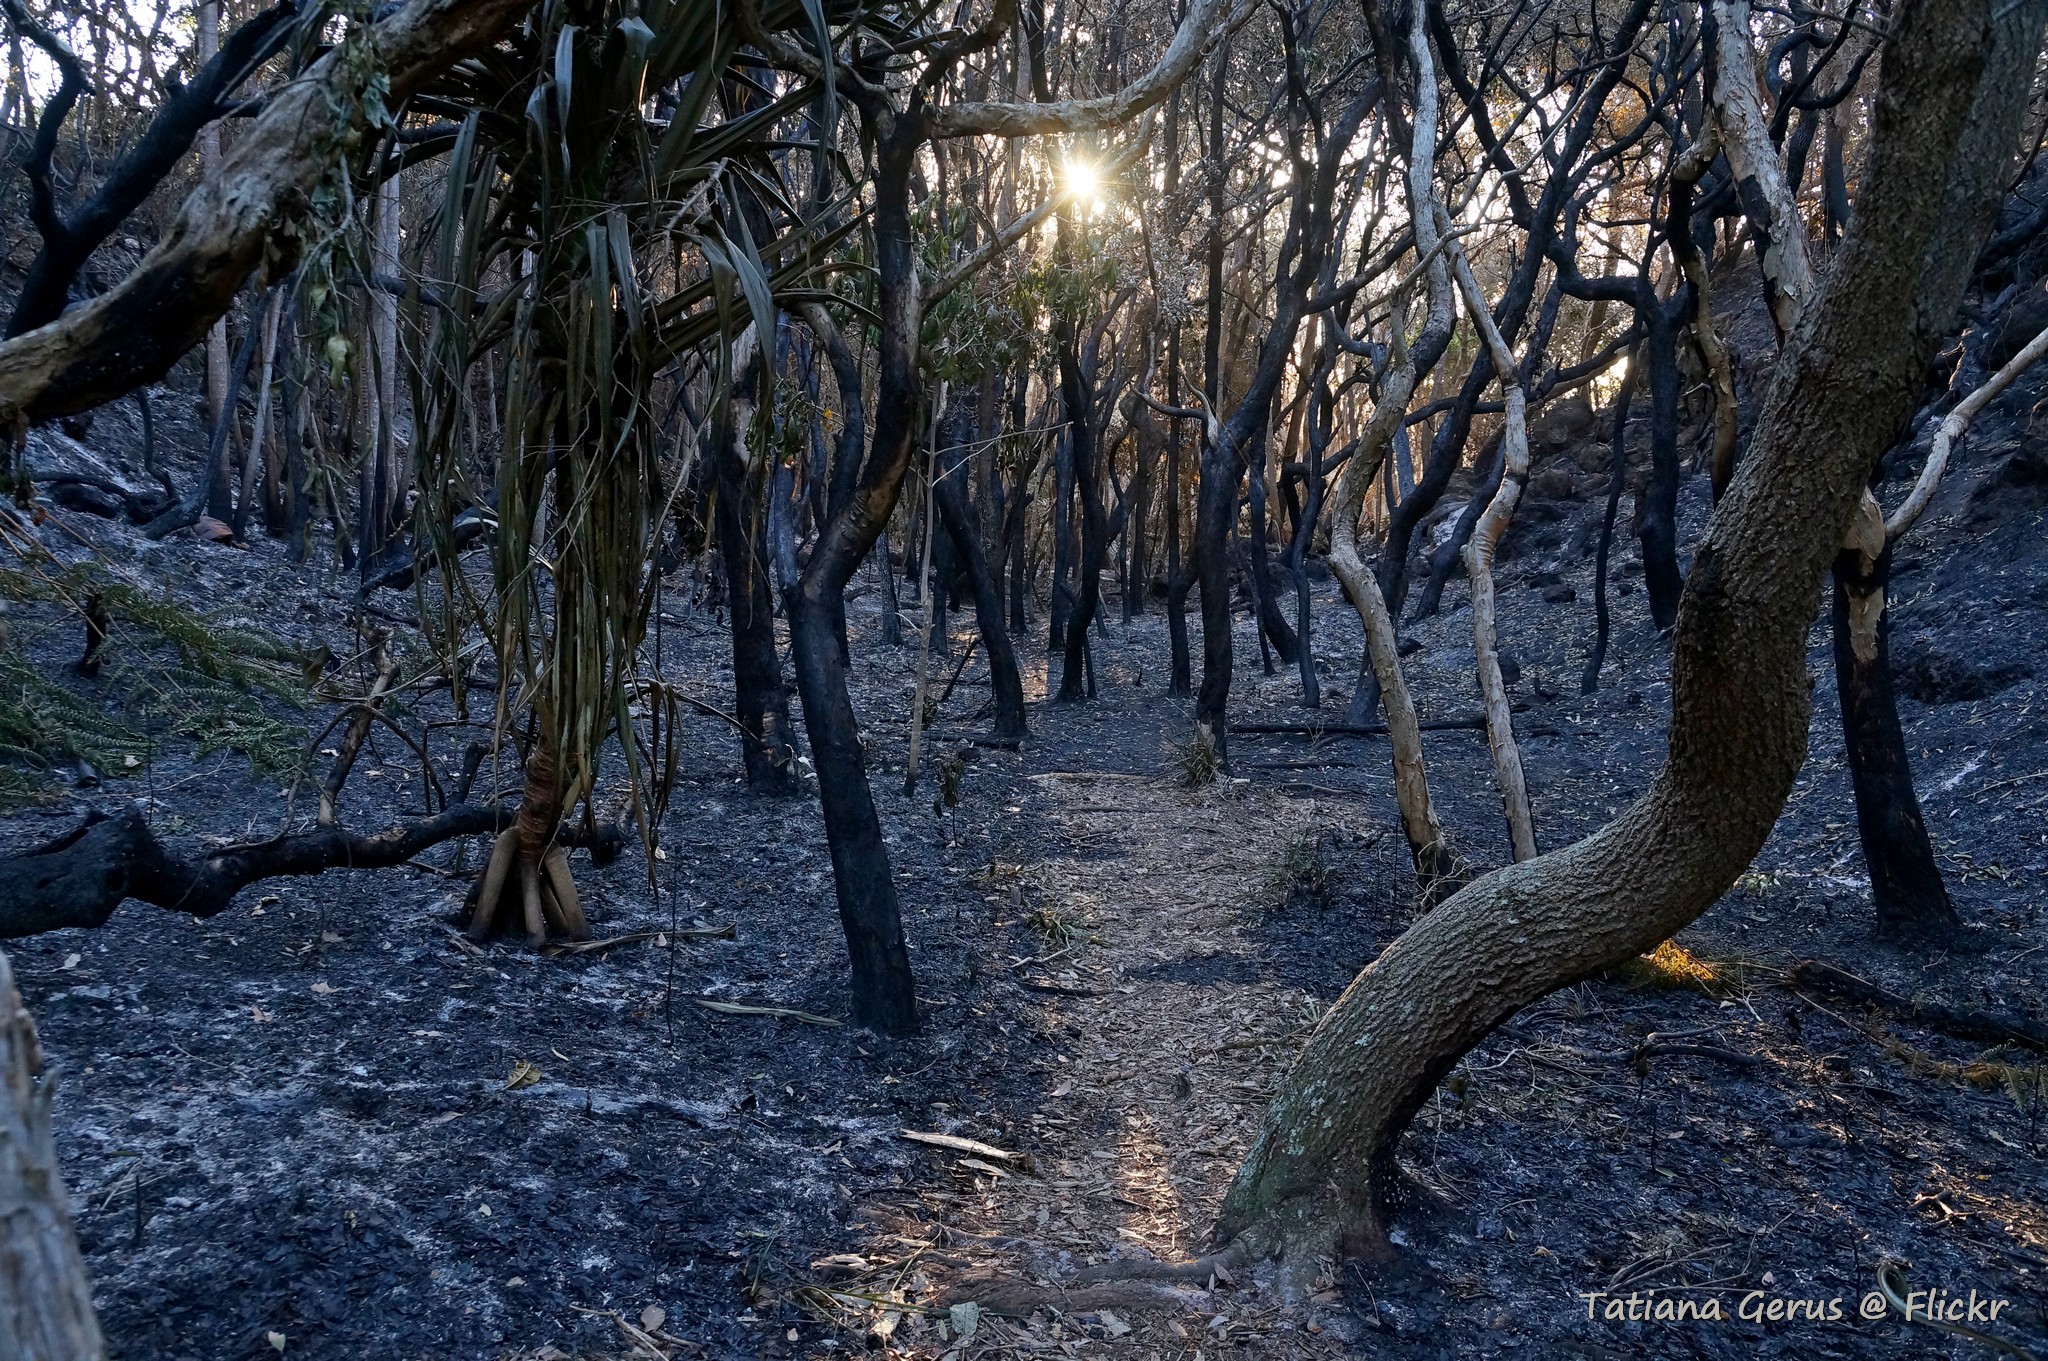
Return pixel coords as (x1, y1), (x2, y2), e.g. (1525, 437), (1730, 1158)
(830, 761), (1361, 1357)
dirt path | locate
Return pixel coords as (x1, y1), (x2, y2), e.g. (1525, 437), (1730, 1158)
(821, 764), (1362, 1358)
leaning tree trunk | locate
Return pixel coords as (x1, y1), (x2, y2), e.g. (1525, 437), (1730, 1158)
(1214, 0), (2035, 1281)
(0, 951), (105, 1361)
(0, 0), (530, 423)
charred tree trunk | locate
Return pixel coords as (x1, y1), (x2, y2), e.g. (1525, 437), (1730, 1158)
(785, 115), (926, 1036)
(1637, 305), (1686, 631)
(714, 410), (800, 795)
(1246, 433), (1297, 665)
(1831, 526), (1956, 934)
(1057, 328), (1107, 703)
(935, 469), (1029, 741)
(1164, 332), (1193, 693)
(0, 801), (607, 939)
(1048, 430), (1074, 653)
(1583, 352), (1638, 692)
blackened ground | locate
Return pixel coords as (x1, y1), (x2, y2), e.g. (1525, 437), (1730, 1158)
(3, 363), (2047, 1359)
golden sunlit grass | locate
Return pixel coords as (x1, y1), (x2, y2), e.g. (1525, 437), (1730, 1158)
(1612, 940), (1746, 996)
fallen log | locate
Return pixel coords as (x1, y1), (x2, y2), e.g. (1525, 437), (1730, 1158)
(1789, 959), (2048, 1054)
(1229, 714), (1489, 737)
(0, 800), (620, 938)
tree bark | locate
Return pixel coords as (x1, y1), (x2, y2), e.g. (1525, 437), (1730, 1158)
(3, 3), (300, 340)
(785, 115), (925, 1036)
(0, 950), (104, 1361)
(1831, 318), (2048, 933)
(1443, 211), (1538, 863)
(0, 801), (568, 939)
(1056, 327), (1107, 702)
(1215, 0), (2036, 1278)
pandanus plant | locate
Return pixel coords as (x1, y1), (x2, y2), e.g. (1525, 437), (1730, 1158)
(397, 0), (856, 942)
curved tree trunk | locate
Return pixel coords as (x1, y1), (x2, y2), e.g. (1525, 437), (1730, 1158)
(785, 118), (926, 1036)
(1444, 216), (1539, 863)
(1215, 0), (2034, 1279)
(1322, 2), (1460, 891)
(0, 951), (105, 1361)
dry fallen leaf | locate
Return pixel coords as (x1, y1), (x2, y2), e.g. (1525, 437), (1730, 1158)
(61, 953), (80, 971)
(265, 1331), (286, 1353)
(504, 1061), (543, 1090)
(310, 981), (336, 995)
(640, 1304), (666, 1332)
(250, 1006), (273, 1023)
(810, 1254), (868, 1276)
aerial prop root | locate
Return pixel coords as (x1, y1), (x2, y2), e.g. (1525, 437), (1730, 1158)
(462, 833), (593, 945)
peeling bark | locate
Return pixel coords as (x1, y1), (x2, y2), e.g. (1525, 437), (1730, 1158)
(1706, 0), (1817, 341)
(1319, 12), (1457, 892)
(0, 0), (531, 424)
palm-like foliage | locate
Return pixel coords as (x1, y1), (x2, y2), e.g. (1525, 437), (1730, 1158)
(401, 0), (857, 848)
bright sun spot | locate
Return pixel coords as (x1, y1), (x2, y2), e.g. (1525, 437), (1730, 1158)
(1065, 159), (1102, 208)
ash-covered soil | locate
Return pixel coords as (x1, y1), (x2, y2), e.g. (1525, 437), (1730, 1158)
(3, 359), (2047, 1360)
